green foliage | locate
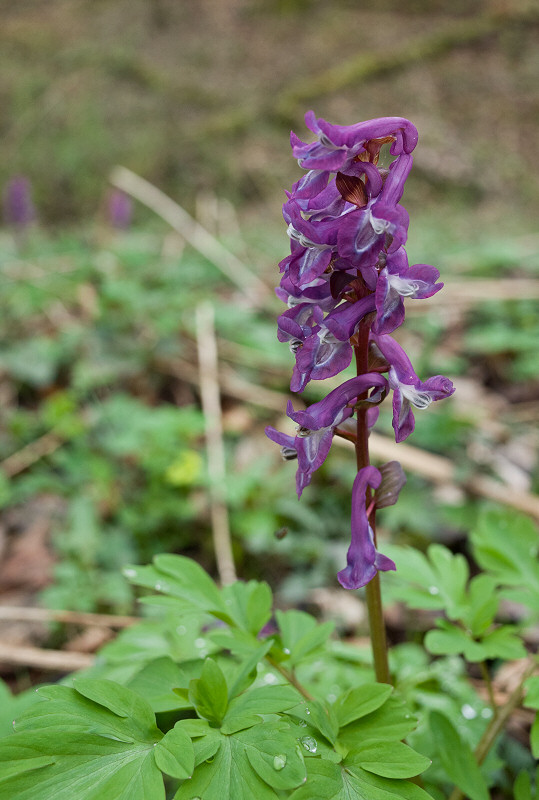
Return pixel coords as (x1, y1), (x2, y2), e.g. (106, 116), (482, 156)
(429, 711), (489, 800)
(471, 509), (539, 615)
(384, 541), (528, 663)
(0, 556), (433, 800)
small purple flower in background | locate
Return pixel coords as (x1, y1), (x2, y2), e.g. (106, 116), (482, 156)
(107, 189), (133, 230)
(3, 176), (36, 228)
(267, 111), (455, 590)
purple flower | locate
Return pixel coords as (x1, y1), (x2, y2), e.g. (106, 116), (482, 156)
(290, 295), (376, 392)
(373, 249), (443, 334)
(3, 176), (36, 228)
(107, 189), (133, 229)
(337, 466), (396, 590)
(276, 275), (339, 313)
(291, 112), (419, 172)
(266, 373), (388, 497)
(337, 158), (412, 272)
(372, 334), (455, 442)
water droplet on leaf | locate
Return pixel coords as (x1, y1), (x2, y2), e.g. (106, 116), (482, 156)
(461, 703), (477, 719)
(428, 586), (439, 595)
(298, 719), (308, 728)
(273, 754), (287, 770)
(176, 625), (186, 635)
(300, 735), (317, 753)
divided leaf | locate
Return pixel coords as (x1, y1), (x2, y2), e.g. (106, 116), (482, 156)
(289, 757), (434, 800)
(0, 681), (165, 800)
(174, 722), (306, 799)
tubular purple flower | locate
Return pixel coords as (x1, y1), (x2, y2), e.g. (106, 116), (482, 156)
(292, 329), (353, 391)
(291, 112), (419, 171)
(372, 333), (455, 442)
(265, 373), (388, 497)
(374, 250), (443, 334)
(337, 466), (396, 590)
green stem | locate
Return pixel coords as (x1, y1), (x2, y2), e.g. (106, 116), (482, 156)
(447, 659), (537, 800)
(266, 655), (315, 702)
(479, 660), (497, 715)
(354, 331), (391, 686)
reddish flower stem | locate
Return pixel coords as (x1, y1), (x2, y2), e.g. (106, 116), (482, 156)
(354, 323), (391, 685)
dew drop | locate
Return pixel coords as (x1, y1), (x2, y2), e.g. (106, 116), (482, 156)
(195, 638), (206, 648)
(481, 707), (493, 719)
(298, 719), (308, 728)
(283, 648), (291, 655)
(191, 796), (202, 800)
(123, 568), (136, 578)
(428, 586), (440, 595)
(327, 693), (337, 703)
(461, 703), (477, 719)
(263, 673), (278, 685)
(300, 735), (317, 753)
(176, 625), (187, 635)
(305, 707), (311, 715)
(155, 583), (163, 591)
(273, 754), (287, 770)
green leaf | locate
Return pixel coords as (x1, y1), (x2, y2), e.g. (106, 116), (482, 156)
(0, 682), (164, 800)
(189, 658), (228, 724)
(222, 685), (300, 735)
(124, 555), (228, 619)
(126, 656), (193, 713)
(471, 509), (539, 611)
(338, 695), (417, 749)
(383, 544), (468, 619)
(349, 741), (431, 779)
(221, 580), (273, 635)
(480, 626), (527, 660)
(73, 678), (156, 729)
(227, 640), (274, 700)
(430, 711), (489, 800)
(153, 724), (194, 779)
(524, 676), (539, 709)
(514, 771), (534, 800)
(424, 620), (487, 662)
(174, 723), (305, 799)
(288, 698), (339, 745)
(289, 622), (335, 666)
(239, 724), (306, 790)
(530, 715), (539, 759)
(333, 683), (393, 728)
(463, 575), (499, 636)
(289, 758), (434, 799)
(0, 681), (40, 739)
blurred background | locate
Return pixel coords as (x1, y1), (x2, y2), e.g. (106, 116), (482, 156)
(0, 0), (538, 667)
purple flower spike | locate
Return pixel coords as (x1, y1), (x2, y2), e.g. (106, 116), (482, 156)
(107, 189), (133, 230)
(374, 249), (443, 334)
(373, 333), (455, 442)
(3, 176), (36, 228)
(338, 466), (396, 590)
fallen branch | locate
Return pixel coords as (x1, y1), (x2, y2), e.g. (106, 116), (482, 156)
(109, 166), (271, 308)
(1, 431), (63, 478)
(0, 643), (93, 672)
(0, 606), (137, 628)
(196, 301), (237, 585)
